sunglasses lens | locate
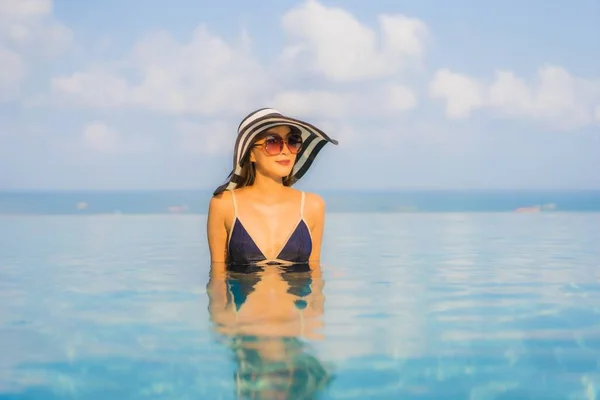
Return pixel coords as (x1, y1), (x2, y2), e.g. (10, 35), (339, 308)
(264, 135), (283, 155)
(287, 134), (303, 154)
(259, 133), (303, 155)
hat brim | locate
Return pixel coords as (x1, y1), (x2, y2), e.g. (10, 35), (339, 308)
(213, 110), (338, 195)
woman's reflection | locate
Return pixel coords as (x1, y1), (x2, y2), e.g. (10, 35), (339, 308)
(207, 263), (333, 399)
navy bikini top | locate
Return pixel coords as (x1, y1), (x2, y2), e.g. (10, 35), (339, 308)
(227, 191), (312, 266)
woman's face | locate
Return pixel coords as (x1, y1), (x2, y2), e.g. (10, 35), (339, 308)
(249, 125), (302, 180)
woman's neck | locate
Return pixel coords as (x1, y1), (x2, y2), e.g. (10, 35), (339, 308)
(249, 172), (288, 199)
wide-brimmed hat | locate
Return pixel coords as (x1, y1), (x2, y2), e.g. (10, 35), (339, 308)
(213, 108), (339, 196)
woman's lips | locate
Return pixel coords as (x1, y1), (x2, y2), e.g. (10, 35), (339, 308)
(276, 160), (291, 166)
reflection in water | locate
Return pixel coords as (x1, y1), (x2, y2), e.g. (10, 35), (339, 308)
(206, 263), (333, 399)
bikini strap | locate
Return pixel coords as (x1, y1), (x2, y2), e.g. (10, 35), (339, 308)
(231, 190), (238, 217)
(300, 191), (305, 219)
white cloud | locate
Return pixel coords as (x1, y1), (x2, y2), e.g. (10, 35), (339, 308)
(272, 90), (356, 118)
(52, 71), (131, 108)
(429, 69), (486, 119)
(308, 118), (360, 146)
(280, 0), (429, 81)
(386, 84), (418, 111)
(0, 46), (24, 95)
(80, 121), (156, 154)
(175, 120), (235, 155)
(0, 0), (72, 98)
(52, 25), (269, 115)
(39, 0), (598, 139)
(47, 0), (424, 124)
(595, 105), (600, 123)
(489, 66), (598, 129)
(0, 0), (53, 43)
(430, 65), (600, 129)
(82, 122), (119, 153)
(272, 84), (417, 119)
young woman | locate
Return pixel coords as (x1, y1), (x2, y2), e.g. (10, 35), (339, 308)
(207, 108), (338, 269)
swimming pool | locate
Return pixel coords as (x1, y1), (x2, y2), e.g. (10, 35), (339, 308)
(1, 212), (599, 399)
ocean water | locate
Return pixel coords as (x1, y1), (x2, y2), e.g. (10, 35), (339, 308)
(1, 194), (600, 399)
(1, 189), (600, 214)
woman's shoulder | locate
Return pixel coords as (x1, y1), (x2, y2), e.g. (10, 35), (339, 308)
(293, 189), (326, 215)
(208, 190), (234, 215)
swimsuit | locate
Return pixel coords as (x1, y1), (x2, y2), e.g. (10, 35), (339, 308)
(226, 191), (312, 266)
(223, 191), (315, 336)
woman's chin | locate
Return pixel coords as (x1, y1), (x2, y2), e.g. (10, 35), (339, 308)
(272, 166), (294, 177)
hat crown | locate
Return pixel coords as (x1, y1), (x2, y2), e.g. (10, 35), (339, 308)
(238, 108), (282, 133)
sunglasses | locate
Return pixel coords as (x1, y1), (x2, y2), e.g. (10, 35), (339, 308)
(253, 133), (303, 156)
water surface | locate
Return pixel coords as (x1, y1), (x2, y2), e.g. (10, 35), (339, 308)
(1, 213), (600, 399)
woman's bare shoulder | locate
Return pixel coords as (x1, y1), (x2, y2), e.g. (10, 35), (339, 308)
(301, 191), (326, 216)
(208, 190), (234, 216)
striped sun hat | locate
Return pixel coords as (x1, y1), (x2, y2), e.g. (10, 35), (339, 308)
(213, 108), (339, 196)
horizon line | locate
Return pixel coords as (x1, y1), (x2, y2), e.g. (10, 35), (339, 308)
(1, 187), (600, 193)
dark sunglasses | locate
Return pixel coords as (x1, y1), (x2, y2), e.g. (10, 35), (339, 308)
(253, 133), (303, 156)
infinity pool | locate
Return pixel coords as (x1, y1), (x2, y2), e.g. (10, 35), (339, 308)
(1, 213), (599, 399)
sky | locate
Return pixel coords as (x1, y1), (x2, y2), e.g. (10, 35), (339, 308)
(0, 0), (599, 191)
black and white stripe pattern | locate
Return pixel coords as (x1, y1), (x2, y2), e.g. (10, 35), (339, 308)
(213, 108), (338, 196)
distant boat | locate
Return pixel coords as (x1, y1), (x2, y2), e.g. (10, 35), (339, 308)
(167, 205), (189, 213)
(514, 206), (541, 213)
(514, 203), (557, 213)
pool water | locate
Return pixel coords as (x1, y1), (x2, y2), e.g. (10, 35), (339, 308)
(1, 213), (599, 399)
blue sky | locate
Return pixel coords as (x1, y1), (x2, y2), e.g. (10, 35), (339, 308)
(1, 0), (599, 191)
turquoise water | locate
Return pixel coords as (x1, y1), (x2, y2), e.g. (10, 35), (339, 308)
(1, 210), (600, 398)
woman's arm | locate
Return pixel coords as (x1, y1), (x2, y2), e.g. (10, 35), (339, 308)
(207, 193), (230, 265)
(305, 192), (326, 264)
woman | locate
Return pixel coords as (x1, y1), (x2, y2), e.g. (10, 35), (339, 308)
(207, 108), (338, 268)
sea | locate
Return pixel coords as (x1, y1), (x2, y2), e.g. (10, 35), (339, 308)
(1, 190), (599, 399)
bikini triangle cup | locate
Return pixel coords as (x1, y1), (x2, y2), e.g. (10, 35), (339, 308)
(227, 191), (312, 266)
